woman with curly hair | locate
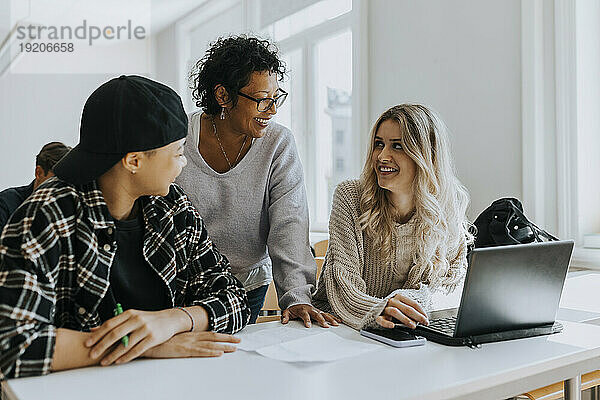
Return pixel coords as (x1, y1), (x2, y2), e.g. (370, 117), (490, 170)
(312, 104), (473, 330)
(177, 35), (338, 327)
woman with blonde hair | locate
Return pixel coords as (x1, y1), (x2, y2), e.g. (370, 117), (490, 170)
(312, 104), (473, 330)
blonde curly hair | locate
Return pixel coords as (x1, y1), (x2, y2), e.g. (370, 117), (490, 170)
(358, 104), (473, 290)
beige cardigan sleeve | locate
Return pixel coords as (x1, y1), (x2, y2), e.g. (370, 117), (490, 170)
(441, 236), (468, 293)
(322, 183), (432, 330)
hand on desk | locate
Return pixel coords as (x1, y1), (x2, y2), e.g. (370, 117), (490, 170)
(281, 304), (341, 328)
(376, 294), (429, 329)
(84, 308), (196, 366)
(143, 331), (240, 358)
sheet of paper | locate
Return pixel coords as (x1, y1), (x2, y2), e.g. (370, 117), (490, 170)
(255, 331), (381, 362)
(235, 326), (322, 351)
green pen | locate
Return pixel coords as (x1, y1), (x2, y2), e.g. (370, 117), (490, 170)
(113, 303), (129, 347)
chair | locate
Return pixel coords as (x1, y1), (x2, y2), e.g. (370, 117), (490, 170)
(255, 281), (281, 323)
(517, 370), (600, 399)
(256, 239), (329, 323)
(313, 239), (328, 281)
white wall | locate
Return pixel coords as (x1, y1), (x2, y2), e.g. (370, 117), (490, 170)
(186, 2), (244, 109)
(368, 0), (523, 219)
(2, 0), (529, 227)
(154, 25), (178, 91)
(153, 0), (526, 222)
(0, 1), (180, 190)
(0, 39), (155, 190)
(189, 2), (243, 59)
(0, 39), (156, 188)
(0, 73), (114, 188)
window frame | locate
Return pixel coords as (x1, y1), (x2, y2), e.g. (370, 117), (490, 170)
(522, 0), (600, 268)
(250, 0), (369, 232)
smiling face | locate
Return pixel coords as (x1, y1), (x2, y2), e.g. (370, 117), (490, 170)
(226, 70), (281, 138)
(371, 119), (417, 194)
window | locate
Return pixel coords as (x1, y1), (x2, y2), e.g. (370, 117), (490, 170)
(262, 0), (352, 42)
(278, 49), (305, 164)
(335, 129), (344, 145)
(572, 0), (600, 266)
(523, 0), (600, 267)
(259, 0), (363, 232)
(313, 30), (353, 224)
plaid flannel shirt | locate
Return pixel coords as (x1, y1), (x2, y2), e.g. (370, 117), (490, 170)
(0, 178), (250, 379)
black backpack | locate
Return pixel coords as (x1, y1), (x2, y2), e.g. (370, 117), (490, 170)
(473, 197), (558, 248)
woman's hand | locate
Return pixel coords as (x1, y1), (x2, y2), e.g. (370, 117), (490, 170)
(281, 304), (341, 328)
(143, 331), (241, 358)
(85, 308), (190, 366)
(376, 294), (429, 329)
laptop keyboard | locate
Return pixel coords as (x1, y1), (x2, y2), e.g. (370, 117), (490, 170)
(427, 316), (457, 335)
(424, 318), (564, 337)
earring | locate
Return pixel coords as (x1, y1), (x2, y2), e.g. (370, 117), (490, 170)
(220, 107), (226, 120)
(131, 170), (136, 175)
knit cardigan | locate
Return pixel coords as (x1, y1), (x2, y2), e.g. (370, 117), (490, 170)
(312, 179), (467, 330)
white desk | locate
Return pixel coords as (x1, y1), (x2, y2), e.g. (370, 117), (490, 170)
(4, 272), (600, 400)
(559, 272), (600, 320)
(3, 319), (600, 400)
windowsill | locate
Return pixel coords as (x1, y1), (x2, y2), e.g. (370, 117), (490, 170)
(571, 247), (600, 270)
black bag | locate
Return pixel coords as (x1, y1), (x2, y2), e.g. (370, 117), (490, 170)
(416, 198), (563, 349)
(473, 197), (558, 248)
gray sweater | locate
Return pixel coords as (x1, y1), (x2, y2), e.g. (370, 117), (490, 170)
(176, 112), (315, 309)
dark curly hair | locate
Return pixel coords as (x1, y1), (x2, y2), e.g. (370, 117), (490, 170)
(190, 35), (286, 115)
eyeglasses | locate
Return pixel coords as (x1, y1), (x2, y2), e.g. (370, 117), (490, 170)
(237, 89), (288, 112)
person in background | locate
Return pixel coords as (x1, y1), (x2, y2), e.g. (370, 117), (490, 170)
(0, 75), (249, 379)
(312, 104), (474, 330)
(0, 142), (71, 231)
(178, 35), (338, 327)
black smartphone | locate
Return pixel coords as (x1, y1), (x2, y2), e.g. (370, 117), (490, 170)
(360, 327), (426, 348)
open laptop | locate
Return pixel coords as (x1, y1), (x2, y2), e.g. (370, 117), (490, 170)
(409, 240), (575, 347)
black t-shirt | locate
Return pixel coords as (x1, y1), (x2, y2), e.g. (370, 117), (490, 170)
(97, 209), (171, 322)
